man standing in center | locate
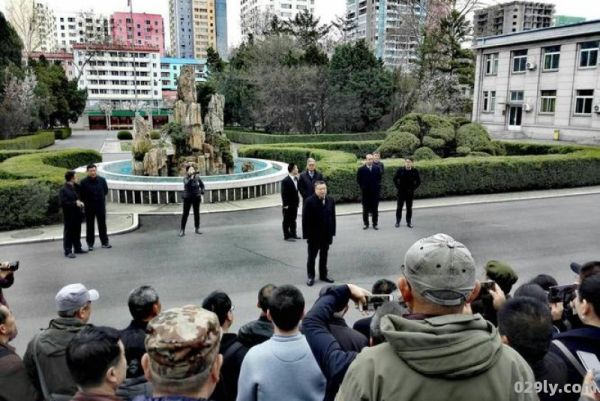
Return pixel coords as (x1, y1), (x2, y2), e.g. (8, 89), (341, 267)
(302, 181), (336, 287)
(80, 164), (111, 250)
(59, 171), (86, 259)
(393, 157), (421, 228)
(281, 163), (300, 241)
(298, 158), (324, 201)
(357, 154), (382, 230)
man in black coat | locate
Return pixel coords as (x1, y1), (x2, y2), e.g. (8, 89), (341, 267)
(58, 171), (86, 258)
(298, 158), (324, 200)
(281, 163), (301, 241)
(302, 181), (336, 287)
(373, 151), (384, 175)
(357, 154), (382, 230)
(79, 164), (111, 250)
(393, 158), (421, 228)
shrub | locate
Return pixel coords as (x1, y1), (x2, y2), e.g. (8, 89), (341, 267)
(150, 130), (161, 140)
(450, 116), (471, 129)
(0, 131), (55, 150)
(117, 131), (133, 140)
(377, 132), (420, 158)
(468, 151), (492, 157)
(268, 140), (383, 158)
(413, 147), (440, 161)
(456, 146), (471, 157)
(428, 127), (455, 143)
(225, 130), (387, 145)
(0, 149), (102, 230)
(49, 127), (72, 140)
(132, 141), (152, 162)
(456, 123), (492, 152)
(420, 114), (454, 132)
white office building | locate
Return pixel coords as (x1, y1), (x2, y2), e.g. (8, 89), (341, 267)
(240, 0), (315, 38)
(472, 20), (600, 142)
(55, 10), (110, 52)
(73, 43), (163, 109)
(34, 2), (57, 52)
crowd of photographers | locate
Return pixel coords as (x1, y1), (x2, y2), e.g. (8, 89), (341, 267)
(1, 235), (600, 401)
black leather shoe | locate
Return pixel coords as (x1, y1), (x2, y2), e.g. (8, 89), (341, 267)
(195, 228), (202, 235)
(179, 230), (185, 237)
(320, 276), (335, 283)
(407, 223), (413, 228)
(65, 253), (76, 259)
(306, 278), (315, 287)
(292, 235), (301, 239)
(74, 249), (88, 254)
(101, 243), (112, 249)
(88, 246), (94, 251)
(395, 223), (400, 228)
(363, 225), (369, 230)
(373, 225), (379, 230)
(284, 237), (296, 242)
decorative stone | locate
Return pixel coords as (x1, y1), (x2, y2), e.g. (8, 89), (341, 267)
(177, 65), (197, 104)
(143, 148), (168, 177)
(204, 94), (225, 142)
(241, 161), (255, 173)
(132, 161), (145, 176)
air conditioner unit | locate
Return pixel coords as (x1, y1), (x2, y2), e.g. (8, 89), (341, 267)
(594, 104), (600, 113)
(526, 62), (537, 70)
(523, 103), (533, 112)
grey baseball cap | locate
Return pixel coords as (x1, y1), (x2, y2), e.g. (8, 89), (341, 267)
(55, 283), (99, 312)
(402, 234), (476, 307)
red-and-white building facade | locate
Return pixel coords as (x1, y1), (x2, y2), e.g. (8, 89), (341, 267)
(110, 12), (166, 56)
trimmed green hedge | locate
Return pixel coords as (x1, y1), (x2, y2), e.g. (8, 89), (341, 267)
(239, 143), (600, 202)
(0, 131), (55, 150)
(118, 131), (133, 140)
(40, 127), (72, 140)
(266, 140), (383, 158)
(225, 130), (388, 145)
(0, 149), (102, 230)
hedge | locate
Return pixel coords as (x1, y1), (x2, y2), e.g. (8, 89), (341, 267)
(225, 130), (388, 145)
(118, 131), (133, 140)
(40, 127), (72, 140)
(0, 149), (102, 230)
(265, 140), (383, 158)
(239, 143), (600, 202)
(0, 131), (55, 150)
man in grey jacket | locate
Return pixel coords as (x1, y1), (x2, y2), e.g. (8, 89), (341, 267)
(237, 285), (325, 401)
(23, 283), (99, 398)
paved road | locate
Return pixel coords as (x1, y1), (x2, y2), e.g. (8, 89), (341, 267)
(3, 194), (600, 353)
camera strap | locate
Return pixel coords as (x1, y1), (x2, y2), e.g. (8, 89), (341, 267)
(552, 339), (587, 377)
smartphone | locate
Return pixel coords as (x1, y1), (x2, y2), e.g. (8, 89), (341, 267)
(359, 294), (393, 312)
(480, 280), (496, 293)
(577, 351), (600, 372)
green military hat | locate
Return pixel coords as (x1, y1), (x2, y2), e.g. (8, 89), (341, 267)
(485, 260), (518, 294)
(145, 305), (221, 380)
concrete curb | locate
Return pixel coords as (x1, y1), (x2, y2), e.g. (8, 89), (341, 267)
(0, 213), (139, 246)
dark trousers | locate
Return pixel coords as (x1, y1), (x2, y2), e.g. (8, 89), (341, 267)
(86, 208), (108, 247)
(63, 216), (82, 255)
(181, 197), (200, 231)
(307, 241), (330, 279)
(282, 206), (298, 238)
(361, 196), (379, 226)
(396, 192), (414, 224)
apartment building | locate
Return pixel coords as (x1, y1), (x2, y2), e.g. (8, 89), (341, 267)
(111, 12), (166, 56)
(55, 10), (110, 52)
(472, 20), (600, 142)
(474, 1), (555, 38)
(240, 0), (315, 38)
(169, 0), (218, 59)
(160, 57), (207, 91)
(34, 2), (57, 52)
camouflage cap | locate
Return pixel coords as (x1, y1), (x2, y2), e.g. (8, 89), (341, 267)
(145, 305), (221, 380)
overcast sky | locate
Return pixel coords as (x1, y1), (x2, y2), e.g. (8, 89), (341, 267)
(0, 0), (599, 49)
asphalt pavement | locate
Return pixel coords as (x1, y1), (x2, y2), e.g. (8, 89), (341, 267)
(3, 193), (600, 354)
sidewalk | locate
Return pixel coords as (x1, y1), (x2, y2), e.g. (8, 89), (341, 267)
(2, 185), (600, 246)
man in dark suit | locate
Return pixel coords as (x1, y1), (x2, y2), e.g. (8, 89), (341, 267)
(80, 164), (111, 250)
(393, 158), (421, 228)
(58, 171), (86, 258)
(357, 154), (382, 230)
(281, 163), (301, 241)
(373, 151), (384, 176)
(298, 158), (324, 200)
(302, 181), (336, 287)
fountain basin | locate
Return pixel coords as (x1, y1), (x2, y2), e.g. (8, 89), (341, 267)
(77, 158), (288, 204)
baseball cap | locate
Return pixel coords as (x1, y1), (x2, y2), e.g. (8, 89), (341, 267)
(485, 260), (518, 294)
(145, 305), (221, 381)
(402, 233), (477, 307)
(55, 283), (99, 312)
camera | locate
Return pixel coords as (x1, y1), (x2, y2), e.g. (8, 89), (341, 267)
(358, 294), (394, 312)
(0, 261), (19, 272)
(548, 284), (577, 304)
(480, 280), (496, 293)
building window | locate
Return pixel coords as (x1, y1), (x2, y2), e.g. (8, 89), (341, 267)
(540, 90), (556, 113)
(579, 41), (599, 68)
(575, 90), (594, 115)
(543, 46), (560, 71)
(512, 49), (528, 73)
(484, 53), (499, 75)
(510, 91), (524, 102)
(482, 91), (496, 112)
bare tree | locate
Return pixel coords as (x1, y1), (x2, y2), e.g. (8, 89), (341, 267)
(6, 0), (41, 58)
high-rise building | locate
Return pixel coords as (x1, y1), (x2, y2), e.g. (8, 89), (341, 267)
(553, 15), (586, 27)
(111, 12), (166, 56)
(55, 10), (110, 52)
(240, 0), (315, 39)
(346, 0), (431, 69)
(169, 0), (217, 59)
(34, 2), (57, 52)
(473, 1), (555, 38)
(215, 0), (228, 59)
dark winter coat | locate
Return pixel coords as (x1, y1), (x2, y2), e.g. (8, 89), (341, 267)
(80, 176), (108, 211)
(302, 194), (336, 245)
(210, 333), (248, 401)
(298, 170), (324, 200)
(237, 315), (274, 348)
(393, 168), (421, 194)
(182, 176), (205, 200)
(281, 176), (300, 208)
(0, 343), (40, 401)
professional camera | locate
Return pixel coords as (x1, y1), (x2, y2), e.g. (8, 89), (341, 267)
(0, 261), (19, 272)
(548, 284), (577, 304)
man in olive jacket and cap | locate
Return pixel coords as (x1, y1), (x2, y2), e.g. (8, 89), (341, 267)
(335, 233), (537, 401)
